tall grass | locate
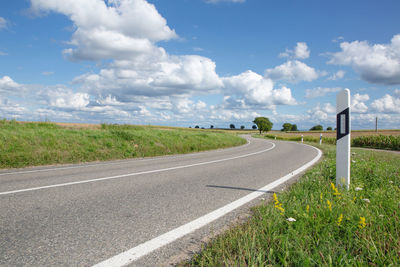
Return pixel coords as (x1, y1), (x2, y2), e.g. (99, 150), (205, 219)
(264, 133), (400, 151)
(352, 134), (400, 151)
(184, 143), (400, 266)
(264, 134), (337, 145)
(0, 120), (246, 169)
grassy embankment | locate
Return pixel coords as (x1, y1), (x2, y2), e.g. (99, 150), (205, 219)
(0, 120), (246, 169)
(184, 141), (400, 266)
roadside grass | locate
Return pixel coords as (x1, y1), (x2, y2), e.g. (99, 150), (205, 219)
(183, 142), (400, 266)
(0, 120), (246, 169)
(265, 133), (337, 145)
(264, 133), (400, 151)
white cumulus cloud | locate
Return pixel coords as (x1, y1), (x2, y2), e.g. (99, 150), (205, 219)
(0, 17), (7, 30)
(294, 42), (310, 59)
(305, 87), (342, 99)
(31, 0), (177, 61)
(46, 88), (90, 109)
(0, 97), (26, 119)
(223, 70), (297, 109)
(31, 0), (223, 100)
(265, 60), (319, 83)
(328, 70), (345, 80)
(329, 34), (400, 85)
(23, 0), (304, 125)
(280, 42), (310, 59)
(74, 54), (222, 99)
(371, 91), (400, 113)
(0, 76), (21, 93)
(351, 93), (369, 113)
(307, 103), (335, 122)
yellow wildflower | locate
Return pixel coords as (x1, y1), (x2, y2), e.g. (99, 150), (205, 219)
(306, 205), (310, 213)
(330, 182), (341, 196)
(337, 214), (343, 226)
(276, 205), (285, 215)
(327, 199), (332, 211)
(330, 182), (336, 192)
(273, 193), (284, 215)
(359, 217), (366, 229)
(273, 193), (279, 205)
(320, 192), (323, 201)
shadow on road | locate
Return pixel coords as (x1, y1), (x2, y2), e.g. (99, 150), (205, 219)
(206, 184), (275, 194)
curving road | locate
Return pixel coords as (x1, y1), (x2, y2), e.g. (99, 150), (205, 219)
(0, 136), (321, 266)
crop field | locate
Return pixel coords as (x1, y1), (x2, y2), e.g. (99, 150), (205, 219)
(269, 129), (400, 139)
(265, 130), (400, 151)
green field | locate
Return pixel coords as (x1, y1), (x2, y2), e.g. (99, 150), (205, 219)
(0, 120), (246, 169)
(264, 133), (400, 151)
(183, 141), (400, 266)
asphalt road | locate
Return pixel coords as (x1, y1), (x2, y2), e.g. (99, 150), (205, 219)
(0, 136), (320, 266)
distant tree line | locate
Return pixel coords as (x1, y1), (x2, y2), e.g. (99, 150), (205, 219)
(190, 119), (334, 132)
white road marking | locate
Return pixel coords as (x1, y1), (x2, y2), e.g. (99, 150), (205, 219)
(0, 139), (251, 177)
(93, 142), (322, 267)
(0, 141), (271, 196)
(94, 144), (322, 267)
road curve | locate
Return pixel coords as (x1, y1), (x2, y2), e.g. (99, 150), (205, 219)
(0, 136), (320, 266)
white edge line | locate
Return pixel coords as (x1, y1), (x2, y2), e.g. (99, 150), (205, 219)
(0, 138), (251, 177)
(93, 142), (322, 267)
(0, 140), (270, 196)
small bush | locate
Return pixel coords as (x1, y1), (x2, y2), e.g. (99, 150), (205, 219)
(310, 124), (323, 131)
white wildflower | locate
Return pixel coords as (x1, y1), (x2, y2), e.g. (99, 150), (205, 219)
(286, 217), (296, 222)
(362, 198), (370, 203)
(355, 187), (363, 191)
(389, 181), (393, 184)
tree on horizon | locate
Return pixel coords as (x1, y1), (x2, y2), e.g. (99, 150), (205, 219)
(253, 117), (273, 134)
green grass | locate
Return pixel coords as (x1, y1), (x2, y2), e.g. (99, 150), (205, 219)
(264, 133), (400, 151)
(183, 141), (400, 266)
(0, 120), (246, 169)
(264, 133), (337, 145)
(352, 135), (400, 151)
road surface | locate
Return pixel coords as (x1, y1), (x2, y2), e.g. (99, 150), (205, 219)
(0, 136), (321, 266)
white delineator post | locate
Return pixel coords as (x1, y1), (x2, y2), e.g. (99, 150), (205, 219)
(319, 133), (322, 145)
(336, 89), (351, 190)
(301, 135), (303, 143)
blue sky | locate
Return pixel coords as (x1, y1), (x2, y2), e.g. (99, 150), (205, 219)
(1, 0), (400, 130)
